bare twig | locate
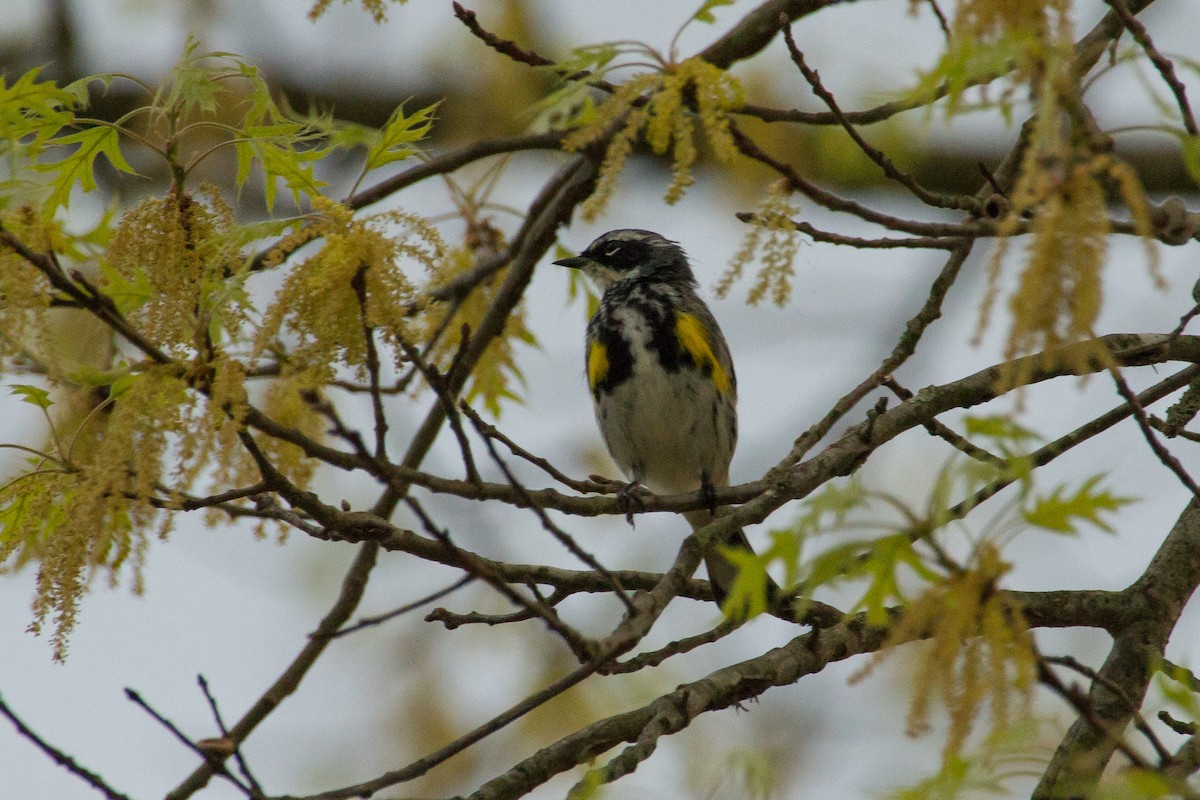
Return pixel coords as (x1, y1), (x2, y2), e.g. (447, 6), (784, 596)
(458, 400), (596, 492)
(1105, 0), (1198, 135)
(346, 131), (567, 212)
(604, 619), (741, 674)
(780, 22), (977, 212)
(922, 0), (951, 39)
(776, 240), (974, 468)
(0, 693), (134, 800)
(297, 622), (620, 799)
(404, 497), (599, 660)
(427, 586), (569, 629)
(883, 377), (1004, 465)
(1043, 654), (1173, 765)
(463, 409), (637, 613)
(1036, 661), (1157, 773)
(350, 265), (390, 460)
(772, 216), (964, 250)
(396, 336), (482, 485)
(325, 575), (476, 638)
(1107, 364), (1200, 499)
(729, 125), (984, 237)
(941, 364), (1200, 528)
(196, 676), (265, 798)
(166, 542), (380, 799)
(126, 688), (254, 795)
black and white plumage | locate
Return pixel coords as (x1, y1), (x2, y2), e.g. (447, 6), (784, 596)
(555, 229), (767, 605)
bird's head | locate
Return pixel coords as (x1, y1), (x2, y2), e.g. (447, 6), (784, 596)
(553, 229), (695, 291)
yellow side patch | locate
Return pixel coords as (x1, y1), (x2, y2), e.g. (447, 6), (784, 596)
(675, 311), (731, 395)
(587, 340), (609, 390)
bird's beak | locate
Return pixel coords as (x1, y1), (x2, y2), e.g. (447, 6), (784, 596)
(553, 256), (590, 270)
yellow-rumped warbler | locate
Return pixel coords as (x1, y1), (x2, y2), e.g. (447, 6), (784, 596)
(555, 229), (768, 606)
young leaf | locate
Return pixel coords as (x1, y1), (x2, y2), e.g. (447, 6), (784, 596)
(963, 414), (1040, 446)
(718, 544), (773, 620)
(692, 0), (735, 24)
(10, 384), (53, 410)
(99, 259), (153, 314)
(37, 126), (139, 211)
(0, 67), (79, 145)
(363, 102), (437, 173)
(1022, 475), (1135, 534)
(788, 477), (868, 537)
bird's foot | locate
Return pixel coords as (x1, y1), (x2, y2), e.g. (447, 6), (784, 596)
(700, 472), (719, 516)
(588, 474), (647, 525)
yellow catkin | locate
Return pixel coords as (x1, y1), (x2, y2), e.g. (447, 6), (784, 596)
(853, 543), (1036, 759)
(105, 189), (243, 355)
(718, 181), (801, 306)
(0, 208), (57, 366)
(253, 197), (441, 375)
(563, 58), (743, 219)
(968, 6), (1160, 392)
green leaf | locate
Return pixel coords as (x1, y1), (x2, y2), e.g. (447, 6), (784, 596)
(108, 371), (137, 400)
(0, 67), (79, 144)
(38, 126), (138, 211)
(855, 534), (936, 625)
(1022, 475), (1135, 534)
(99, 259), (152, 314)
(65, 365), (133, 391)
(363, 101), (438, 172)
(718, 544), (773, 620)
(787, 477), (868, 537)
(238, 127), (328, 211)
(964, 414), (1040, 445)
(691, 0), (735, 24)
(10, 384), (53, 409)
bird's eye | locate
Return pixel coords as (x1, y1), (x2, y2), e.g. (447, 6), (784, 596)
(603, 244), (622, 257)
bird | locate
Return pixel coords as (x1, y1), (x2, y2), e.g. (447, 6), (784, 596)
(554, 228), (775, 612)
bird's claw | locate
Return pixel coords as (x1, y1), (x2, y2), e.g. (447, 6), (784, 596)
(587, 474), (647, 525)
(617, 480), (647, 525)
(700, 473), (719, 515)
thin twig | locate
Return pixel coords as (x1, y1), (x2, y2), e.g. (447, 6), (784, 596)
(923, 0), (951, 39)
(346, 131), (567, 212)
(1105, 0), (1198, 135)
(605, 619), (742, 674)
(0, 692), (134, 800)
(404, 496), (599, 660)
(196, 676), (266, 798)
(299, 649), (619, 800)
(427, 586), (569, 629)
(126, 688), (254, 795)
(166, 542), (380, 799)
(1172, 301), (1200, 337)
(1043, 654), (1174, 765)
(324, 575), (476, 638)
(350, 265), (390, 460)
(939, 364), (1200, 528)
(458, 400), (596, 492)
(1036, 661), (1159, 774)
(776, 240), (974, 468)
(729, 125), (983, 238)
(780, 22), (977, 212)
(396, 337), (482, 485)
(883, 377), (1004, 465)
(465, 412), (637, 613)
(735, 211), (962, 249)
(1107, 364), (1200, 499)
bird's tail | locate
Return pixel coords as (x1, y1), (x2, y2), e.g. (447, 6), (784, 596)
(684, 507), (781, 613)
